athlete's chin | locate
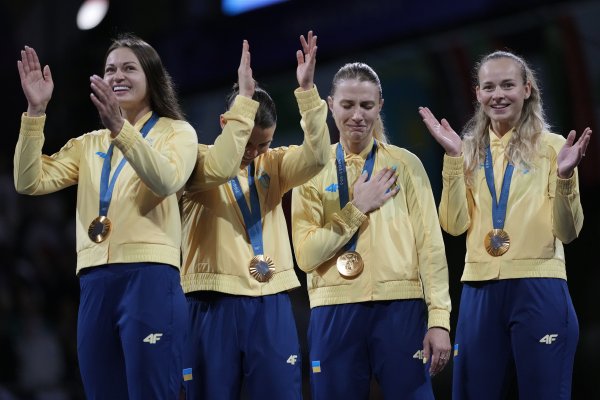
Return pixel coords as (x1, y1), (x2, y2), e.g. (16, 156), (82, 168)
(344, 131), (370, 141)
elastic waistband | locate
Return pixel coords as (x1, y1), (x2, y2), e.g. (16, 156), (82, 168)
(78, 262), (177, 277)
(185, 291), (289, 302)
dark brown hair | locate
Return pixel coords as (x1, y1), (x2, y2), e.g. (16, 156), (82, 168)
(225, 82), (277, 129)
(105, 33), (184, 120)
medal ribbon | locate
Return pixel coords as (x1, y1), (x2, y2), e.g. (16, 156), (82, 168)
(336, 140), (377, 251)
(230, 161), (264, 256)
(99, 113), (159, 216)
(484, 145), (514, 229)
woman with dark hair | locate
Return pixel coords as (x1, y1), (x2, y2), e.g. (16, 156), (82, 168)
(14, 33), (251, 399)
(419, 50), (592, 399)
(291, 61), (452, 399)
(179, 31), (329, 399)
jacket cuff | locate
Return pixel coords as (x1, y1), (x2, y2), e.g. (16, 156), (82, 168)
(294, 85), (322, 113)
(339, 202), (367, 229)
(20, 113), (46, 136)
(227, 95), (259, 121)
(427, 309), (451, 331)
(442, 153), (464, 176)
(556, 173), (577, 195)
(111, 120), (138, 154)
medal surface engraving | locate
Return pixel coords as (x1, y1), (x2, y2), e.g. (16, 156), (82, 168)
(249, 255), (275, 282)
(484, 229), (510, 256)
(336, 251), (364, 277)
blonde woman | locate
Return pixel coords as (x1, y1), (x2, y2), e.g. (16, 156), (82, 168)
(419, 50), (592, 400)
(293, 62), (451, 399)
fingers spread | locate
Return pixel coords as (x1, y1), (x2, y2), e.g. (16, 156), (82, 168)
(300, 34), (309, 54)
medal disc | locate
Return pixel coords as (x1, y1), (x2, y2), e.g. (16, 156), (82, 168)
(88, 216), (112, 243)
(249, 255), (275, 282)
(336, 251), (364, 277)
(484, 229), (510, 256)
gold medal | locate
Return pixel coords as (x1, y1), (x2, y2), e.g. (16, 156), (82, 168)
(336, 251), (364, 278)
(484, 229), (510, 256)
(249, 255), (275, 282)
(88, 216), (112, 243)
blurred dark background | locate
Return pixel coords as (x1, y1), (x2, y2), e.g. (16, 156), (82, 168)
(1, 0), (598, 399)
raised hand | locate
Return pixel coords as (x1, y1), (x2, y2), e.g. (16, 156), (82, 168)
(296, 30), (317, 91)
(418, 106), (462, 157)
(89, 74), (124, 137)
(557, 127), (592, 178)
(237, 39), (255, 98)
(17, 46), (54, 117)
(351, 167), (399, 214)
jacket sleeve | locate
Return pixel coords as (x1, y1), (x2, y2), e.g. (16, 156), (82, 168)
(186, 95), (258, 194)
(291, 179), (367, 272)
(404, 156), (451, 331)
(112, 117), (198, 197)
(438, 154), (471, 235)
(277, 86), (330, 194)
(14, 113), (80, 195)
(550, 164), (584, 244)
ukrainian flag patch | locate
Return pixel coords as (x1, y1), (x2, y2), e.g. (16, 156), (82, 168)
(454, 343), (459, 357)
(311, 360), (321, 373)
(182, 368), (193, 381)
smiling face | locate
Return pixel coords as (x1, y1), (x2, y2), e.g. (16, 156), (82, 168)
(104, 47), (151, 119)
(328, 79), (383, 154)
(476, 57), (531, 137)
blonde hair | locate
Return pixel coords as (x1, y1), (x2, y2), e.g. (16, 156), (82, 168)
(330, 62), (389, 144)
(462, 51), (549, 185)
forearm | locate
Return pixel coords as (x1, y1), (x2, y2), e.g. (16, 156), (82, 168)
(279, 87), (330, 192)
(187, 95), (258, 193)
(420, 248), (452, 331)
(14, 121), (45, 194)
(292, 188), (366, 272)
(114, 120), (198, 197)
(14, 114), (78, 194)
(408, 165), (452, 330)
(439, 154), (470, 235)
(552, 173), (584, 243)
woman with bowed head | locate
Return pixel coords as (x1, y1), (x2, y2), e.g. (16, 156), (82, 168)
(419, 50), (592, 400)
(15, 33), (207, 399)
(292, 61), (452, 399)
(179, 31), (329, 399)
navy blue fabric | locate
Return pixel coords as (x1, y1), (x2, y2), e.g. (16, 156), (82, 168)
(77, 262), (187, 400)
(308, 300), (434, 400)
(452, 278), (578, 400)
(183, 292), (302, 400)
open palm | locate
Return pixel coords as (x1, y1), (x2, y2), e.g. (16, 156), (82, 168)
(418, 106), (462, 156)
(296, 30), (317, 91)
(557, 127), (592, 178)
(237, 40), (254, 98)
(17, 46), (53, 115)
